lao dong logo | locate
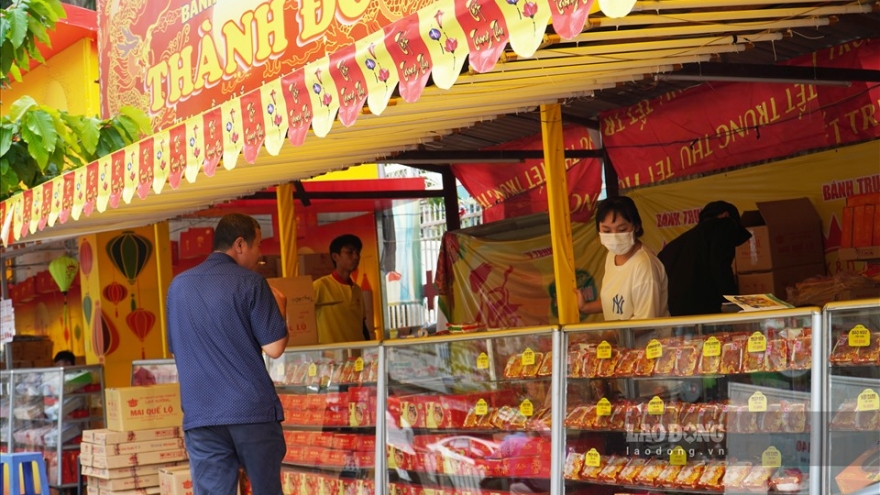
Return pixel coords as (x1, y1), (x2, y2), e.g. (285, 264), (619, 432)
(625, 428), (726, 447)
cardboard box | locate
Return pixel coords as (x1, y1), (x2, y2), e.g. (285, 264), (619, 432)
(297, 253), (335, 279)
(81, 448), (189, 469)
(82, 462), (184, 480)
(842, 206), (855, 249)
(105, 384), (183, 432)
(266, 277), (318, 346)
(83, 427), (183, 445)
(835, 444), (880, 494)
(90, 473), (160, 491)
(6, 338), (53, 361)
(87, 486), (161, 495)
(737, 263), (826, 300)
(735, 198), (825, 273)
(159, 464), (193, 495)
(82, 437), (186, 456)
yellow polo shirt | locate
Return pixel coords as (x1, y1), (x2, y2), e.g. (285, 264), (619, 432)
(313, 273), (366, 344)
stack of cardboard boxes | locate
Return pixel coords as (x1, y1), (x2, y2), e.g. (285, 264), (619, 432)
(3, 336), (54, 368)
(80, 384), (189, 495)
(735, 198), (827, 300)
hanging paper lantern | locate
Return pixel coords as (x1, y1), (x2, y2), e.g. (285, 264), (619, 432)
(79, 240), (93, 277)
(91, 302), (120, 363)
(49, 254), (79, 348)
(103, 282), (128, 317)
(49, 255), (78, 294)
(106, 231), (153, 286)
(126, 308), (156, 359)
(598, 0), (636, 18)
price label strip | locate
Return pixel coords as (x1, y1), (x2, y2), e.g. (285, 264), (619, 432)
(476, 352), (490, 370)
(597, 341), (612, 360)
(520, 399), (534, 417)
(648, 396), (665, 415)
(748, 391), (768, 413)
(596, 398), (612, 417)
(646, 339), (663, 360)
(858, 389), (880, 412)
(703, 336), (721, 357)
(849, 324), (872, 348)
(748, 331), (767, 353)
(762, 446), (782, 468)
(475, 398), (488, 416)
(522, 348), (536, 366)
(354, 357), (364, 372)
(585, 448), (601, 468)
(670, 446), (688, 466)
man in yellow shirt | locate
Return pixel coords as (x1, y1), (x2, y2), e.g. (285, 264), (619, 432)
(313, 234), (371, 344)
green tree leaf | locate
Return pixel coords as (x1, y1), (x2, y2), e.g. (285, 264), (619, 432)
(77, 117), (101, 156)
(28, 0), (61, 25)
(7, 8), (28, 48)
(0, 125), (11, 156)
(8, 96), (37, 122)
(27, 16), (49, 46)
(118, 106), (152, 135)
(24, 110), (57, 153)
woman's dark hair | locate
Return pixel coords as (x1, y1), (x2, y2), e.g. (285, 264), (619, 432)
(594, 196), (644, 238)
(213, 213), (260, 251)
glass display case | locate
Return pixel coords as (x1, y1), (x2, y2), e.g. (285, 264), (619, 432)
(4, 364), (105, 488)
(823, 298), (880, 495)
(1, 370), (10, 451)
(267, 342), (382, 495)
(562, 309), (820, 495)
(130, 358), (178, 385)
(382, 327), (560, 495)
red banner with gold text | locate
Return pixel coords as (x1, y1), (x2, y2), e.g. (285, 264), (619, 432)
(601, 39), (880, 190)
(452, 125), (603, 222)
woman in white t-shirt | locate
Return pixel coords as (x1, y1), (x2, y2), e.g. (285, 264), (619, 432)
(578, 196), (670, 321)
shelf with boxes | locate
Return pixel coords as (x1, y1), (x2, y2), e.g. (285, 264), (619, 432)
(823, 299), (880, 495)
(268, 342), (381, 495)
(561, 308), (821, 495)
(383, 327), (557, 495)
(1, 364), (105, 488)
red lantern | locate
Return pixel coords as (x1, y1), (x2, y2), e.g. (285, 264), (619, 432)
(126, 308), (156, 359)
(80, 240), (93, 278)
(90, 302), (120, 363)
(103, 282), (128, 317)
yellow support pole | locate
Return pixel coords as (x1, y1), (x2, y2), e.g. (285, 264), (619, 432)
(541, 104), (579, 326)
(276, 183), (298, 278)
(153, 221), (173, 357)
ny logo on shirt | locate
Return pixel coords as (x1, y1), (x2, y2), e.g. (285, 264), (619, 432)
(612, 294), (625, 314)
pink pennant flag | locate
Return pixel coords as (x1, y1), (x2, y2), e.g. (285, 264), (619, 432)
(282, 69), (314, 147)
(549, 0), (595, 40)
(455, 0), (510, 73)
(59, 173), (74, 224)
(383, 14), (433, 103)
(38, 180), (51, 231)
(108, 150), (125, 209)
(203, 108), (223, 176)
(138, 138), (154, 200)
(240, 90), (267, 164)
(168, 124), (187, 189)
(83, 162), (99, 217)
(20, 189), (32, 239)
(329, 45), (369, 127)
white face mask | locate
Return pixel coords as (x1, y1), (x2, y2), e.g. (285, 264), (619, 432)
(599, 231), (635, 256)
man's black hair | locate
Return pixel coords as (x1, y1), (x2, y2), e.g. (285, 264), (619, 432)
(54, 350), (76, 365)
(213, 213), (261, 251)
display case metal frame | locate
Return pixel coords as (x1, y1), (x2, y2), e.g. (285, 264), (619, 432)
(381, 326), (562, 495)
(3, 364), (105, 489)
(563, 307), (822, 495)
(822, 298), (880, 495)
